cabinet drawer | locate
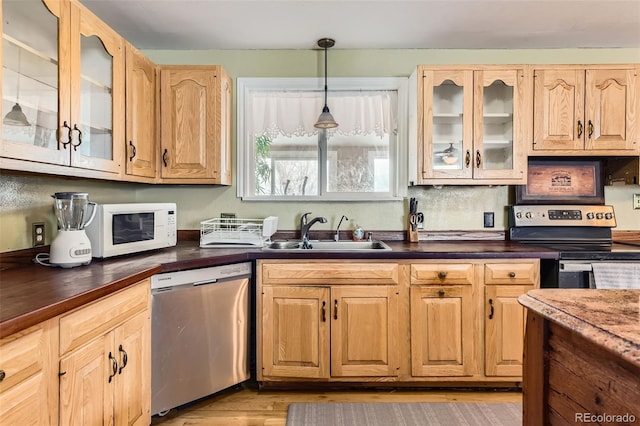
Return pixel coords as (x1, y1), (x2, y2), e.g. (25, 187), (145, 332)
(411, 264), (474, 285)
(59, 279), (150, 355)
(484, 262), (538, 285)
(261, 262), (399, 285)
(0, 322), (47, 393)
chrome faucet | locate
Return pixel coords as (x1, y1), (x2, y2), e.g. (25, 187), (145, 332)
(300, 212), (327, 249)
(334, 215), (349, 241)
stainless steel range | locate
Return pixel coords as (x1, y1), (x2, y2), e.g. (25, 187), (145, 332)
(509, 205), (640, 287)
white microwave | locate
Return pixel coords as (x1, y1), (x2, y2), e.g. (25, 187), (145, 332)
(85, 203), (177, 258)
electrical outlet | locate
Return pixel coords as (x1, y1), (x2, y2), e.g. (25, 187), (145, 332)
(483, 212), (494, 228)
(32, 222), (45, 247)
(634, 194), (640, 210)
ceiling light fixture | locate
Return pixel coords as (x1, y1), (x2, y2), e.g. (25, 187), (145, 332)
(314, 38), (338, 129)
(3, 48), (31, 127)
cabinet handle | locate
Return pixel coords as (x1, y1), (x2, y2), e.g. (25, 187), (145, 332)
(334, 299), (338, 320)
(588, 120), (594, 138)
(488, 299), (494, 320)
(508, 271), (516, 278)
(577, 120), (583, 138)
(438, 271), (447, 279)
(438, 290), (445, 297)
(61, 121), (72, 149)
(118, 345), (128, 374)
(72, 124), (82, 151)
(465, 150), (471, 168)
(108, 352), (118, 383)
(321, 301), (326, 322)
(163, 149), (168, 167)
(128, 141), (137, 161)
(0, 370), (5, 382)
(475, 150), (481, 168)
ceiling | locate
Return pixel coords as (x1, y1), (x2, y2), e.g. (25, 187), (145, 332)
(80, 0), (640, 50)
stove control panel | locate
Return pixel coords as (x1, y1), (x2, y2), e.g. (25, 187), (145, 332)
(511, 205), (616, 227)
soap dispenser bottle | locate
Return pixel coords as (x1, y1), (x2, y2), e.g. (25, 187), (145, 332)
(352, 223), (364, 241)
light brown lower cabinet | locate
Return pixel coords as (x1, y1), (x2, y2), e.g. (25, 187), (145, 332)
(258, 259), (539, 385)
(0, 279), (151, 426)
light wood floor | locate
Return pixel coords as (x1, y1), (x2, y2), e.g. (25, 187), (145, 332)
(150, 385), (522, 425)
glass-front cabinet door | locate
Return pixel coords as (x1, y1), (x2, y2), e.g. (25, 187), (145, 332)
(473, 69), (525, 180)
(1, 0), (123, 175)
(1, 0), (68, 165)
(420, 69), (474, 180)
(418, 66), (526, 184)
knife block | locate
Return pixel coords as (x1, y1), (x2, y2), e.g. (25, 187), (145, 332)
(407, 223), (419, 243)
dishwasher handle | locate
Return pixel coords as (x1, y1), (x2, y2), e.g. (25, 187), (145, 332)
(193, 278), (218, 286)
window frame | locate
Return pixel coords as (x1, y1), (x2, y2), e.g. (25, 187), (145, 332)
(236, 77), (408, 201)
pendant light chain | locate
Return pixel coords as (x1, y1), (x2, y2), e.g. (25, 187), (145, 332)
(314, 38), (338, 129)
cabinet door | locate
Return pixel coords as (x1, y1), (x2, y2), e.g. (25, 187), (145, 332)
(410, 285), (476, 377)
(1, 0), (69, 166)
(585, 69), (638, 151)
(59, 332), (114, 426)
(420, 69), (474, 180)
(125, 44), (157, 180)
(533, 69), (585, 150)
(473, 69), (526, 180)
(262, 286), (330, 379)
(114, 311), (150, 426)
(0, 320), (58, 425)
(330, 286), (399, 377)
(69, 2), (124, 174)
(485, 285), (533, 377)
(160, 68), (219, 180)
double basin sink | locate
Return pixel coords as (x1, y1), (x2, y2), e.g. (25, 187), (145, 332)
(264, 240), (392, 251)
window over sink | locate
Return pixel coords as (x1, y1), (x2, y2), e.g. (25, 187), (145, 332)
(236, 77), (408, 201)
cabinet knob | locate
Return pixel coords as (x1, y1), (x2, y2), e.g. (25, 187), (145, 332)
(508, 271), (516, 278)
(577, 120), (583, 138)
(438, 290), (445, 297)
(438, 271), (447, 279)
(0, 370), (5, 382)
(488, 299), (495, 319)
(334, 299), (338, 320)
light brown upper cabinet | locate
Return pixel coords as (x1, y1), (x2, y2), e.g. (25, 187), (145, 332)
(124, 43), (157, 181)
(159, 65), (232, 184)
(532, 65), (639, 154)
(414, 65), (529, 185)
(1, 0), (124, 178)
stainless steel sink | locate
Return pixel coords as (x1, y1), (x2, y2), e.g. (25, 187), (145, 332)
(264, 240), (392, 251)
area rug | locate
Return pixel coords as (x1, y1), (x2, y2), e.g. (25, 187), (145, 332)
(286, 402), (522, 426)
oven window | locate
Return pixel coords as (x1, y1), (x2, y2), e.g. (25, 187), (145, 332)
(112, 213), (154, 245)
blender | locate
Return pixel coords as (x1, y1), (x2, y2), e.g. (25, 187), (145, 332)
(49, 192), (97, 268)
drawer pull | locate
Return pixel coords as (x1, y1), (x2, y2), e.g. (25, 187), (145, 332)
(0, 370), (5, 382)
(438, 290), (445, 297)
(438, 271), (447, 279)
(334, 299), (338, 320)
(488, 299), (494, 319)
(508, 271), (516, 278)
(321, 301), (326, 322)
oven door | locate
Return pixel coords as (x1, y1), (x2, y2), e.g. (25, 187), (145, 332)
(558, 261), (594, 288)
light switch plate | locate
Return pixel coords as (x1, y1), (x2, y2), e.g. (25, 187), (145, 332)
(634, 194), (640, 210)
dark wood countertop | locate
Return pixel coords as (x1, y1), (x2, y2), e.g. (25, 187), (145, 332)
(1, 239), (558, 338)
(519, 289), (640, 369)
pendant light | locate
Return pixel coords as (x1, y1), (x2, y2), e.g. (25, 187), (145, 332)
(3, 48), (31, 127)
(314, 38), (338, 129)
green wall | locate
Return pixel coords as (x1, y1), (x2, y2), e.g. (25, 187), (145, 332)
(1, 48), (639, 252)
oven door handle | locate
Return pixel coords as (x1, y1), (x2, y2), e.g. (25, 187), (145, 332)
(560, 262), (593, 272)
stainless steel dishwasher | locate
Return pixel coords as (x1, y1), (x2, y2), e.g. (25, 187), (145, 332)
(151, 262), (251, 415)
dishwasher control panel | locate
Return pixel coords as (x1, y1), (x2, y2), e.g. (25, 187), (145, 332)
(151, 262), (251, 290)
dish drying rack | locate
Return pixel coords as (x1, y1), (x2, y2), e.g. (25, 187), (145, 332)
(200, 216), (278, 248)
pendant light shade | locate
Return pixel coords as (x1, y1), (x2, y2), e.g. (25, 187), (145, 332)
(314, 38), (338, 129)
(3, 48), (31, 127)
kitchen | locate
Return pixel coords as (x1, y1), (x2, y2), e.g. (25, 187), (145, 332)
(1, 0), (640, 425)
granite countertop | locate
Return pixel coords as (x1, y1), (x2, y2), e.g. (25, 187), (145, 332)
(519, 289), (640, 369)
(0, 239), (559, 338)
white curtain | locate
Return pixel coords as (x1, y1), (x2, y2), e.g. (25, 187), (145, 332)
(250, 90), (397, 139)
